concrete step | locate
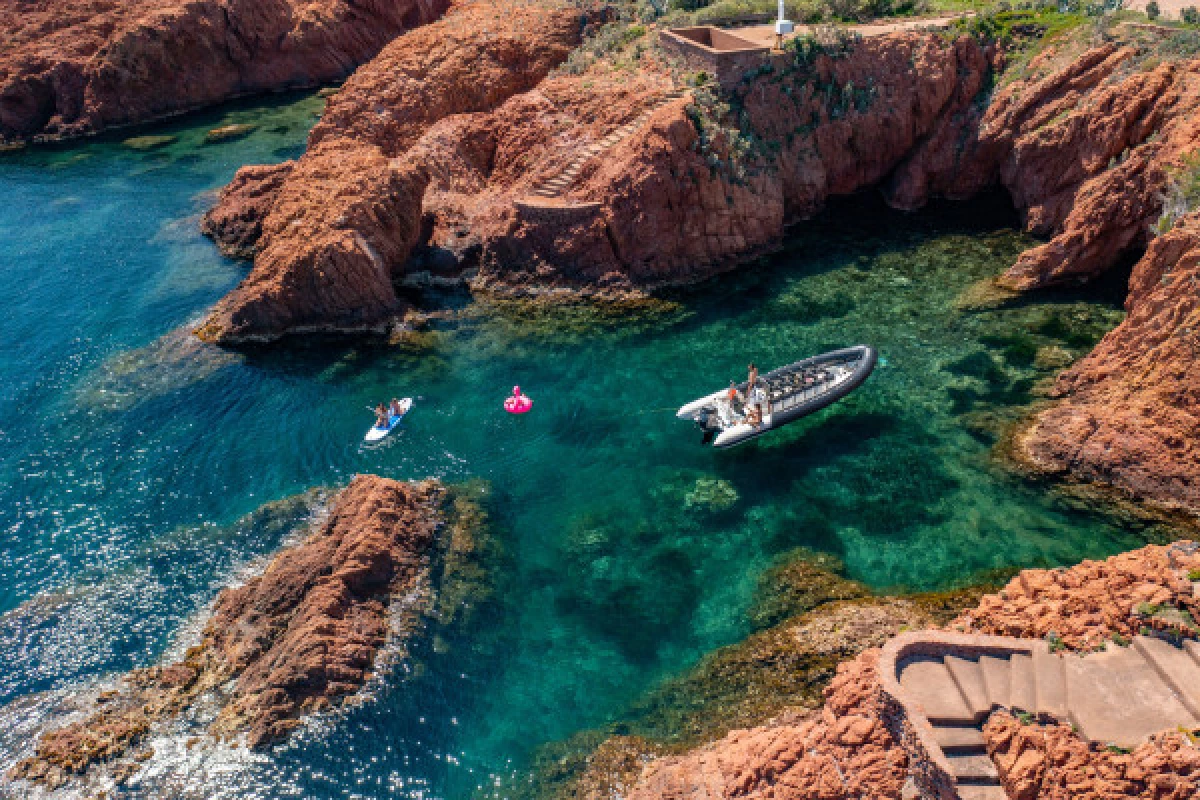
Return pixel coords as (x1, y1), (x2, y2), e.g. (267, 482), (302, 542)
(1134, 636), (1200, 717)
(957, 786), (1008, 800)
(1186, 639), (1200, 667)
(1033, 646), (1068, 720)
(1009, 653), (1035, 712)
(1063, 641), (1197, 747)
(930, 724), (986, 754)
(898, 657), (973, 725)
(945, 753), (999, 783)
(945, 656), (990, 720)
(979, 655), (1010, 709)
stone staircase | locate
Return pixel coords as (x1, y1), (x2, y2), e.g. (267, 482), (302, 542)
(881, 633), (1200, 800)
(526, 89), (687, 202)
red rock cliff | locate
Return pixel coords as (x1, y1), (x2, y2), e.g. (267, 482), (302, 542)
(1016, 212), (1200, 515)
(891, 36), (1200, 291)
(0, 0), (450, 145)
(195, 0), (603, 343)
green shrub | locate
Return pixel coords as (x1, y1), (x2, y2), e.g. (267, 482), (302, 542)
(1183, 6), (1200, 24)
(1136, 601), (1162, 616)
(1145, 0), (1160, 18)
(1111, 631), (1131, 647)
(1187, 568), (1200, 582)
(1155, 150), (1200, 234)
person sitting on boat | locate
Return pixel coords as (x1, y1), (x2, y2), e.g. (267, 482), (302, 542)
(726, 381), (740, 405)
(374, 402), (389, 429)
(389, 398), (404, 417)
(747, 403), (764, 429)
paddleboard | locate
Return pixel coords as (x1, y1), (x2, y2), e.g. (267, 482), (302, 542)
(364, 397), (412, 442)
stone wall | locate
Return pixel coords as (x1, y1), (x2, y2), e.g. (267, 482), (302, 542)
(658, 27), (772, 90)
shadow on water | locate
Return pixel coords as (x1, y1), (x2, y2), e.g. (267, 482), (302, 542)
(667, 190), (1022, 331)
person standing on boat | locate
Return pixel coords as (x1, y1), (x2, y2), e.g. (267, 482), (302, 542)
(748, 363), (758, 390)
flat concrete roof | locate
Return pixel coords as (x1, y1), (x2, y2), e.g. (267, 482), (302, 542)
(725, 14), (966, 47)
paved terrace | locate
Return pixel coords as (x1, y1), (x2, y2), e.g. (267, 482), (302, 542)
(879, 631), (1200, 800)
(727, 14), (967, 47)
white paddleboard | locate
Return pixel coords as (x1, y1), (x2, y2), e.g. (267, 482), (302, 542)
(364, 397), (412, 442)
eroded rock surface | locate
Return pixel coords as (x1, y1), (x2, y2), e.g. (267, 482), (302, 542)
(1017, 212), (1200, 515)
(196, 0), (603, 343)
(626, 651), (907, 800)
(956, 541), (1200, 650)
(985, 710), (1200, 800)
(9, 475), (447, 789)
(0, 0), (449, 145)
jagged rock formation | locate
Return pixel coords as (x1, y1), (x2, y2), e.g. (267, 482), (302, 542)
(626, 650), (910, 800)
(1015, 211), (1200, 515)
(8, 476), (448, 789)
(195, 0), (606, 343)
(200, 25), (997, 340)
(985, 709), (1200, 800)
(0, 0), (450, 145)
(890, 35), (1200, 291)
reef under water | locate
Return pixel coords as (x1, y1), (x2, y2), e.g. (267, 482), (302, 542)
(0, 99), (1172, 798)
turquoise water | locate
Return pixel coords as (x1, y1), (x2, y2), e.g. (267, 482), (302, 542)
(0, 94), (1167, 798)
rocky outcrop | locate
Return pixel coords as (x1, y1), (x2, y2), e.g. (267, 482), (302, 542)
(616, 542), (1200, 800)
(200, 161), (296, 260)
(196, 0), (603, 343)
(200, 26), (995, 339)
(956, 541), (1200, 650)
(9, 475), (447, 789)
(985, 711), (1200, 800)
(1015, 212), (1200, 515)
(626, 652), (907, 800)
(0, 0), (450, 145)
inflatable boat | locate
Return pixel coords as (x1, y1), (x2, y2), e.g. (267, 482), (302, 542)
(676, 345), (877, 448)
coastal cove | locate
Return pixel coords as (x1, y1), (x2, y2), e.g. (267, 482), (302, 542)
(0, 95), (1177, 798)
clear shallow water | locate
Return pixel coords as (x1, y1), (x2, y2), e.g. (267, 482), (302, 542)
(0, 94), (1168, 798)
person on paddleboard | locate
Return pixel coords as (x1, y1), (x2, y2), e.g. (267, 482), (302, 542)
(374, 402), (389, 429)
(389, 398), (405, 418)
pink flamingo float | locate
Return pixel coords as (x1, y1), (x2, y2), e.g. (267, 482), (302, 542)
(504, 385), (533, 414)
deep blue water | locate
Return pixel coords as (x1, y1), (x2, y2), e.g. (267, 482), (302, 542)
(0, 93), (1165, 798)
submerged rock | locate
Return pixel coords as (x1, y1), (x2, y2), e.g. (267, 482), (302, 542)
(122, 134), (177, 151)
(8, 475), (453, 788)
(203, 123), (258, 145)
(683, 477), (739, 514)
(608, 541), (1200, 800)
